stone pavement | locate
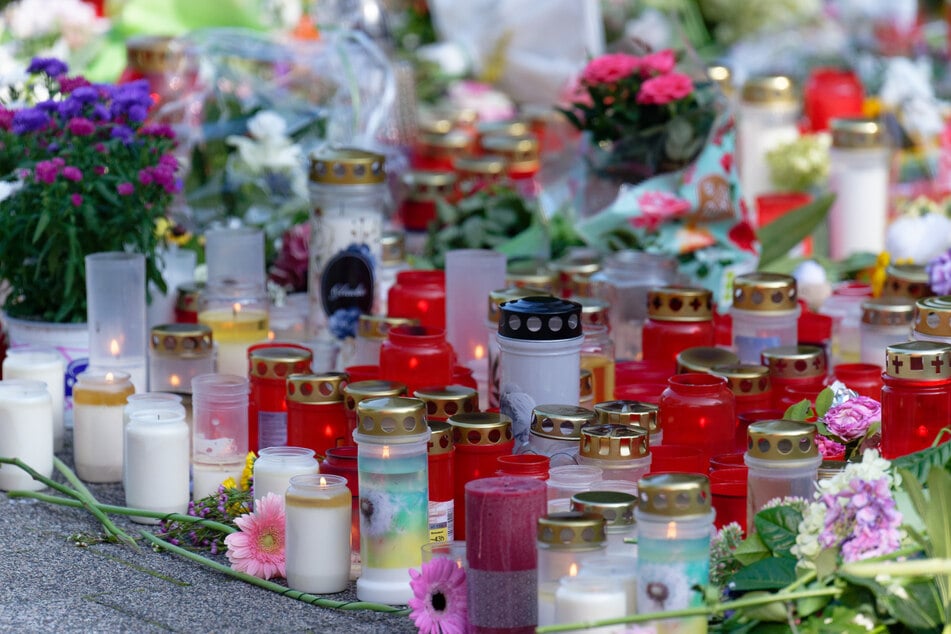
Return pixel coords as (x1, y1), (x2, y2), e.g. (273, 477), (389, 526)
(0, 433), (417, 634)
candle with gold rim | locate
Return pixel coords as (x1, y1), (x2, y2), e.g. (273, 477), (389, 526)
(198, 300), (268, 377)
(285, 474), (352, 593)
(73, 370), (135, 483)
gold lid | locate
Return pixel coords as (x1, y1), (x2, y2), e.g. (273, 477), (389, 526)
(480, 134), (539, 170)
(915, 296), (951, 337)
(708, 65), (732, 96)
(418, 130), (473, 152)
(882, 263), (931, 300)
(427, 421), (454, 455)
(453, 154), (508, 177)
(570, 491), (637, 528)
(536, 511), (606, 548)
(637, 473), (711, 518)
(732, 273), (798, 312)
(506, 259), (557, 292)
(580, 369), (594, 402)
(344, 380), (407, 411)
(676, 347), (740, 374)
(175, 281), (204, 314)
(885, 340), (951, 381)
(418, 115), (453, 136)
(355, 396), (428, 438)
(249, 347), (312, 380)
(126, 35), (187, 74)
(401, 170), (457, 201)
(550, 251), (602, 279)
(448, 412), (514, 447)
(648, 286), (713, 321)
(570, 273), (593, 298)
(488, 286), (550, 324)
(741, 75), (797, 105)
(831, 118), (886, 149)
(746, 419), (818, 461)
(530, 405), (597, 440)
(309, 148), (385, 185)
(761, 345), (827, 379)
(358, 315), (418, 341)
(414, 385), (479, 420)
(579, 424), (650, 461)
(286, 372), (348, 404)
(381, 230), (405, 265)
(861, 297), (916, 327)
(709, 364), (771, 396)
(574, 297), (611, 330)
(477, 119), (529, 140)
(594, 400), (659, 435)
(149, 323), (213, 358)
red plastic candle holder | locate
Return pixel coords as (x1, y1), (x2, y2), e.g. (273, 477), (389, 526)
(833, 363), (884, 400)
(379, 325), (454, 396)
(659, 373), (736, 466)
(387, 270), (447, 330)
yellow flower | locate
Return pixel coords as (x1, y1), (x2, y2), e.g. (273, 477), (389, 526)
(220, 477), (238, 490)
(240, 452), (257, 492)
(870, 252), (890, 297)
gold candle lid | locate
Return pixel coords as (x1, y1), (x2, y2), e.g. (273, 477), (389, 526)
(708, 64), (732, 96)
(488, 286), (551, 324)
(570, 273), (593, 298)
(175, 281), (204, 314)
(676, 347), (740, 374)
(831, 118), (886, 149)
(249, 347), (313, 380)
(358, 315), (418, 341)
(741, 75), (797, 105)
(448, 412), (514, 447)
(885, 341), (951, 381)
(344, 380), (407, 411)
(414, 385), (480, 420)
(477, 119), (529, 140)
(861, 297), (916, 327)
(882, 263), (931, 299)
(401, 170), (457, 202)
(506, 259), (557, 292)
(480, 134), (539, 171)
(381, 230), (405, 265)
(149, 323), (213, 358)
(594, 400), (659, 435)
(286, 372), (348, 404)
(761, 345), (827, 379)
(126, 35), (187, 74)
(530, 405), (597, 440)
(709, 364), (771, 396)
(580, 369), (594, 402)
(732, 273), (798, 312)
(579, 424), (650, 461)
(418, 130), (473, 153)
(746, 419), (818, 461)
(427, 421), (454, 455)
(418, 115), (453, 136)
(550, 251), (601, 279)
(648, 286), (713, 321)
(453, 154), (508, 177)
(570, 491), (637, 528)
(914, 296), (951, 337)
(575, 297), (611, 330)
(637, 473), (711, 518)
(537, 511), (606, 548)
(355, 396), (428, 438)
(309, 148), (385, 185)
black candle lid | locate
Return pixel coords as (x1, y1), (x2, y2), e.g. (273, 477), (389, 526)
(498, 296), (582, 341)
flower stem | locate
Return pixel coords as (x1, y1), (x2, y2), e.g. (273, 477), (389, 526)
(140, 531), (410, 616)
(841, 558), (951, 578)
(52, 457), (139, 549)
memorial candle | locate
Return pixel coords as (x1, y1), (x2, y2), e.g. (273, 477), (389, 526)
(0, 380), (53, 491)
(73, 370), (135, 483)
(285, 474), (352, 593)
(2, 348), (65, 452)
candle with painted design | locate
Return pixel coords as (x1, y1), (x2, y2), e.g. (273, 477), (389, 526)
(0, 379), (53, 491)
(73, 370), (135, 483)
(2, 348), (65, 452)
(285, 474), (352, 593)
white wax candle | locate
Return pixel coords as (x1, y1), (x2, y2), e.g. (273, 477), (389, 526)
(72, 371), (134, 483)
(2, 349), (65, 452)
(191, 461), (244, 500)
(0, 380), (53, 491)
(554, 576), (628, 633)
(199, 308), (269, 377)
(285, 474), (352, 593)
(124, 408), (190, 524)
(253, 447), (319, 505)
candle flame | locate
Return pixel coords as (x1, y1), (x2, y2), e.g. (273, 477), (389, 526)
(105, 372), (115, 382)
(267, 330), (276, 341)
(568, 563), (578, 577)
(110, 339), (120, 357)
(232, 302), (242, 316)
(473, 344), (485, 360)
(666, 520), (678, 539)
(320, 476), (327, 486)
(382, 446), (390, 459)
(169, 374), (181, 388)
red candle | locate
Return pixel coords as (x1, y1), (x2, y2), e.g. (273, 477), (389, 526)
(399, 170), (457, 232)
(411, 131), (473, 171)
(379, 325), (454, 396)
(247, 344), (312, 453)
(675, 347), (740, 375)
(881, 341), (951, 459)
(761, 345), (828, 412)
(285, 372), (350, 458)
(642, 287), (715, 373)
(387, 271), (447, 330)
(803, 67), (864, 133)
(174, 282), (202, 324)
(427, 422), (456, 542)
(648, 444), (707, 475)
(496, 454), (550, 479)
(659, 373), (736, 466)
(710, 467), (748, 531)
(833, 363), (884, 400)
(319, 446), (360, 553)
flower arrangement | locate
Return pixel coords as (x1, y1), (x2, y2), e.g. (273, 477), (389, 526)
(0, 58), (179, 323)
(784, 382), (881, 462)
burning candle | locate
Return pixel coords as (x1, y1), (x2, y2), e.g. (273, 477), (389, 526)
(553, 575), (627, 632)
(198, 299), (269, 378)
(286, 372), (350, 457)
(0, 379), (53, 491)
(536, 512), (607, 626)
(285, 474), (352, 593)
(148, 324), (214, 393)
(73, 370), (135, 483)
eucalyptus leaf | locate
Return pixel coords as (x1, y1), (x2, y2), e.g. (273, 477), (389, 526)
(757, 194), (834, 271)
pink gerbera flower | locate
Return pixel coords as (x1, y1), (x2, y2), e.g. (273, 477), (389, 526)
(224, 492), (286, 579)
(408, 558), (468, 634)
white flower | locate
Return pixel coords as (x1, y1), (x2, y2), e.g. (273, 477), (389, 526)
(0, 180), (24, 204)
(636, 562), (693, 612)
(360, 489), (398, 538)
(885, 212), (951, 263)
(4, 0), (101, 46)
(226, 111), (304, 174)
(792, 500), (826, 561)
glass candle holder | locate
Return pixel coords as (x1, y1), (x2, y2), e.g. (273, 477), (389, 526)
(553, 575), (627, 629)
(737, 75), (800, 203)
(73, 370), (135, 483)
(761, 345), (828, 412)
(833, 363), (884, 400)
(913, 296), (951, 345)
(2, 347), (65, 452)
(122, 392), (185, 485)
(497, 453), (551, 479)
(642, 287), (715, 374)
(577, 297), (615, 403)
(343, 380), (406, 443)
(191, 373), (249, 500)
(570, 490), (637, 557)
(148, 246), (197, 330)
(119, 35), (197, 113)
(648, 445), (708, 475)
(818, 282), (872, 365)
(248, 344), (313, 452)
(0, 379), (53, 491)
(412, 130), (473, 171)
(375, 231), (411, 317)
(414, 385), (480, 423)
(399, 170), (457, 231)
(174, 281), (203, 324)
(576, 556), (638, 615)
(709, 364), (773, 419)
(882, 263), (932, 301)
(421, 539), (467, 567)
(427, 421), (455, 543)
(550, 249), (602, 299)
(860, 297), (914, 367)
(198, 280), (269, 378)
(148, 324), (215, 393)
(506, 258), (558, 293)
(486, 286), (551, 409)
(252, 445), (319, 505)
(881, 341), (951, 459)
(536, 511), (607, 627)
(659, 373), (736, 467)
(285, 473), (352, 594)
(710, 467), (748, 531)
(125, 407), (190, 524)
(577, 424), (651, 484)
(527, 405), (596, 467)
(387, 270), (447, 331)
(352, 315), (416, 367)
(379, 325), (454, 397)
(675, 347), (740, 375)
(547, 465), (603, 511)
(593, 399), (662, 446)
(731, 273), (800, 364)
(482, 134), (540, 184)
(286, 372), (350, 458)
(320, 446), (361, 555)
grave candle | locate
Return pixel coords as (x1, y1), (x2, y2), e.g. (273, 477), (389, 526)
(124, 406), (190, 524)
(73, 370), (135, 483)
(2, 348), (65, 452)
(285, 474), (352, 593)
(0, 379), (53, 491)
(252, 446), (319, 505)
(191, 374), (249, 499)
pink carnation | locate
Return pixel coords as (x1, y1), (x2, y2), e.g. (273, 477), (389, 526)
(581, 53), (641, 85)
(640, 50), (676, 76)
(637, 72), (694, 105)
(823, 396), (881, 442)
(633, 191), (692, 230)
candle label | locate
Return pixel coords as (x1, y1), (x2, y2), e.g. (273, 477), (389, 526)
(428, 499), (453, 543)
(359, 460), (429, 569)
(258, 411), (288, 450)
(637, 535), (709, 631)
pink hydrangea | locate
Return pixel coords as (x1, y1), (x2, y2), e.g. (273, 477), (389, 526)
(927, 249), (951, 295)
(640, 50), (676, 76)
(632, 191), (692, 230)
(819, 476), (901, 563)
(824, 396), (881, 442)
(581, 53), (641, 85)
(637, 72), (694, 105)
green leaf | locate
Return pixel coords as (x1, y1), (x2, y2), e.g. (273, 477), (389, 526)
(753, 506), (803, 558)
(840, 574), (944, 630)
(31, 210), (51, 244)
(893, 441), (951, 482)
(757, 194), (834, 271)
(925, 467), (951, 611)
(795, 590), (831, 618)
(814, 388), (834, 418)
(783, 399), (813, 421)
(733, 532), (770, 566)
(435, 198), (458, 224)
(729, 557), (798, 591)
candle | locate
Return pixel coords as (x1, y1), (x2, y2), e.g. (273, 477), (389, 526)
(285, 473), (352, 593)
(122, 392), (184, 486)
(486, 287), (552, 409)
(252, 446), (319, 505)
(198, 305), (269, 377)
(2, 347), (65, 452)
(286, 372), (351, 457)
(528, 405), (596, 468)
(576, 425), (651, 486)
(547, 465), (603, 511)
(594, 400), (662, 446)
(426, 421), (455, 542)
(745, 420), (820, 531)
(553, 575), (627, 633)
(191, 374), (249, 499)
(737, 76), (799, 204)
(124, 406), (190, 524)
(148, 324), (214, 393)
(537, 512), (608, 626)
(72, 370), (135, 483)
(578, 556), (639, 615)
(0, 379), (53, 491)
(247, 344), (313, 452)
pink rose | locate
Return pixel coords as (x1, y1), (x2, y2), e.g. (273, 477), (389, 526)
(581, 53), (640, 85)
(816, 434), (845, 460)
(639, 50), (676, 77)
(637, 72), (694, 105)
(632, 191), (692, 231)
(823, 396), (881, 442)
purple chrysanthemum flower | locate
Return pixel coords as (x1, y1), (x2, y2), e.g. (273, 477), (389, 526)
(57, 97), (82, 120)
(62, 166), (83, 182)
(67, 117), (96, 137)
(111, 125), (134, 144)
(70, 194), (83, 207)
(91, 103), (110, 121)
(34, 160), (59, 184)
(69, 86), (99, 104)
(117, 182), (134, 196)
(12, 108), (50, 134)
(927, 250), (951, 295)
(27, 57), (68, 78)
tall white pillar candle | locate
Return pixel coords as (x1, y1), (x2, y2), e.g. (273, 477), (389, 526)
(0, 380), (53, 491)
(2, 348), (65, 452)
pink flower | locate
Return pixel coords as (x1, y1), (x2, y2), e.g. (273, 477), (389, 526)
(639, 50), (676, 76)
(720, 152), (733, 173)
(816, 434), (846, 460)
(0, 107), (13, 131)
(223, 492), (286, 580)
(927, 249), (951, 295)
(408, 558), (468, 634)
(34, 160), (59, 184)
(637, 72), (694, 105)
(116, 182), (134, 196)
(70, 194), (83, 207)
(633, 191), (692, 230)
(823, 396), (881, 442)
(268, 222), (310, 292)
(58, 76), (91, 93)
(67, 117), (95, 136)
(819, 476), (901, 563)
(62, 166), (82, 182)
(581, 53), (641, 85)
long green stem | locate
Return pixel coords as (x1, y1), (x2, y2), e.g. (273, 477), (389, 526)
(53, 456), (138, 550)
(140, 531), (410, 616)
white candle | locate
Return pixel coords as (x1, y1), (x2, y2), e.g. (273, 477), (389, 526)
(252, 446), (319, 505)
(198, 307), (269, 377)
(191, 461), (244, 500)
(554, 575), (628, 633)
(2, 348), (65, 452)
(124, 407), (190, 524)
(285, 473), (352, 593)
(72, 370), (134, 483)
(0, 380), (53, 491)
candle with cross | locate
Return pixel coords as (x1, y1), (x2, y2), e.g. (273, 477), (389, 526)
(881, 341), (951, 459)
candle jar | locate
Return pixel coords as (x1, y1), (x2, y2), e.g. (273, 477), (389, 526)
(486, 286), (550, 409)
(191, 374), (249, 500)
(412, 131), (473, 171)
(2, 348), (65, 452)
(343, 380), (406, 442)
(174, 281), (203, 324)
(353, 396), (430, 605)
(497, 454), (551, 479)
(285, 473), (352, 593)
(828, 119), (891, 260)
(833, 363), (884, 400)
(761, 345), (828, 412)
(731, 273), (800, 364)
(466, 476), (548, 634)
(252, 445), (319, 505)
(577, 424), (651, 485)
(352, 315), (416, 367)
(914, 296), (951, 345)
(882, 263), (932, 300)
(427, 421), (455, 543)
(737, 75), (800, 202)
(476, 119), (530, 149)
(320, 446), (361, 555)
(375, 231), (411, 318)
(453, 155), (507, 196)
(73, 370), (135, 483)
(571, 490), (638, 557)
(580, 368), (595, 409)
(0, 380), (53, 491)
(709, 364), (773, 417)
(860, 297), (914, 367)
(676, 346), (740, 375)
(506, 259), (558, 293)
(577, 297), (616, 403)
(498, 296), (584, 446)
(308, 148), (385, 340)
(414, 385), (479, 422)
(481, 134), (540, 197)
(554, 576), (627, 629)
(379, 325), (454, 396)
(803, 67), (864, 132)
(198, 280), (269, 378)
(745, 420), (820, 531)
(643, 287), (715, 373)
(387, 270), (447, 331)
(86, 252), (148, 393)
(594, 399), (662, 445)
(399, 170), (456, 231)
(119, 35), (196, 113)
(527, 405), (595, 467)
(577, 557), (638, 615)
(122, 393), (185, 482)
(449, 412), (516, 540)
(248, 345), (313, 452)
(536, 511), (607, 627)
(547, 465), (604, 511)
(819, 282), (872, 365)
(550, 249), (602, 299)
(285, 372), (350, 457)
(125, 407), (190, 524)
(659, 373), (736, 465)
(148, 324), (214, 393)
(881, 341), (951, 459)
(635, 473), (714, 633)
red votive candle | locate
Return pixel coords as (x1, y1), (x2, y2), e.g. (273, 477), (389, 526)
(320, 446), (360, 554)
(387, 270), (447, 330)
(427, 421), (456, 543)
(343, 364), (380, 383)
(285, 372), (350, 458)
(659, 372), (736, 466)
(648, 445), (707, 475)
(496, 454), (550, 479)
(881, 341), (951, 459)
(399, 170), (457, 232)
(833, 363), (884, 400)
(642, 287), (715, 373)
(803, 67), (864, 132)
(710, 467), (749, 531)
(247, 343), (313, 453)
(761, 345), (828, 412)
(379, 325), (454, 396)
